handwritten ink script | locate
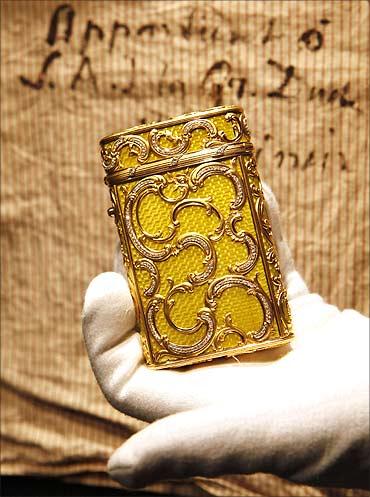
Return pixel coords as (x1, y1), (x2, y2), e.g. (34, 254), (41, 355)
(18, 3), (358, 171)
(255, 133), (348, 172)
(20, 4), (358, 104)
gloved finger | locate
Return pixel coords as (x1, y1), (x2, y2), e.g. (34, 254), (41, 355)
(259, 186), (348, 338)
(261, 182), (293, 273)
(113, 240), (126, 276)
(261, 182), (308, 301)
(82, 272), (144, 410)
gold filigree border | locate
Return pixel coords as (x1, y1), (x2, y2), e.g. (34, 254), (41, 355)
(112, 184), (155, 364)
(100, 105), (243, 146)
(104, 142), (253, 185)
(147, 337), (293, 370)
(239, 155), (292, 338)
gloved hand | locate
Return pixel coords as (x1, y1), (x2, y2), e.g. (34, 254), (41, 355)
(82, 183), (369, 490)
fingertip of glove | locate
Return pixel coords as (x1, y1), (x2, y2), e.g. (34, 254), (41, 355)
(82, 272), (133, 322)
(85, 271), (126, 300)
(108, 449), (143, 489)
(109, 468), (141, 489)
(285, 270), (310, 301)
(261, 182), (277, 207)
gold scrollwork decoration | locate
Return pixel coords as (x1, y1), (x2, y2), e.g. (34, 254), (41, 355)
(123, 177), (174, 261)
(173, 233), (217, 285)
(164, 281), (207, 334)
(206, 274), (274, 341)
(266, 248), (292, 333)
(149, 118), (218, 158)
(135, 173), (190, 243)
(225, 212), (259, 274)
(276, 287), (292, 332)
(124, 162), (240, 259)
(164, 170), (192, 202)
(134, 258), (160, 297)
(102, 135), (150, 172)
(244, 154), (258, 176)
(109, 188), (130, 267)
(266, 247), (279, 271)
(216, 113), (243, 143)
(147, 295), (216, 356)
(172, 197), (225, 242)
(189, 161), (246, 210)
(213, 313), (247, 350)
(241, 114), (251, 141)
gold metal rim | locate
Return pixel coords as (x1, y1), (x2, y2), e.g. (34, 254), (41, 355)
(105, 141), (253, 185)
(239, 156), (284, 339)
(100, 105), (243, 146)
(147, 335), (294, 369)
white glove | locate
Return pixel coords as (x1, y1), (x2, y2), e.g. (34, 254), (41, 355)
(82, 184), (369, 490)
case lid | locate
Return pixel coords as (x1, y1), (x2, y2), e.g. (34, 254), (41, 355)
(99, 105), (253, 185)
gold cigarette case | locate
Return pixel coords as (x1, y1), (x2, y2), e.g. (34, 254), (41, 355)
(100, 106), (293, 369)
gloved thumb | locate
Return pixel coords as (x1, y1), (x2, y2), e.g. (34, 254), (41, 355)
(108, 403), (273, 488)
(107, 395), (366, 489)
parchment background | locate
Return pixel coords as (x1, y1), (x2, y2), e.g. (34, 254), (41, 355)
(1, 1), (369, 496)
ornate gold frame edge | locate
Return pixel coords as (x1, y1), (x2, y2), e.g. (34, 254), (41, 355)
(100, 105), (243, 146)
(113, 184), (155, 364)
(148, 336), (293, 369)
(239, 156), (293, 339)
(105, 142), (253, 185)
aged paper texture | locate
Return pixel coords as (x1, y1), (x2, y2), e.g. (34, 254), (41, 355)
(1, 1), (368, 495)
